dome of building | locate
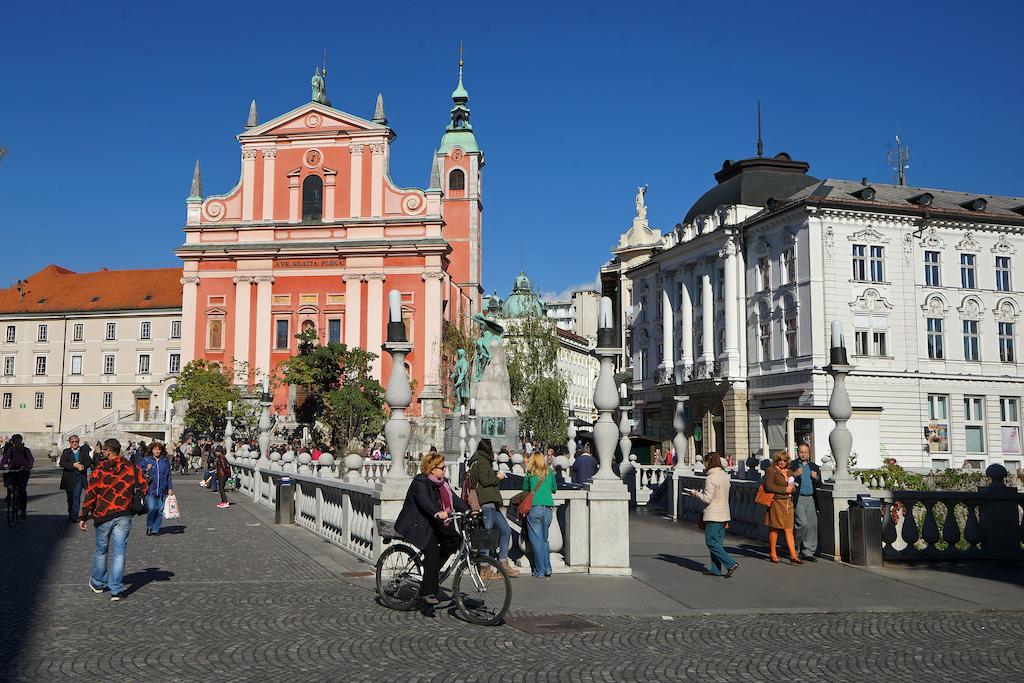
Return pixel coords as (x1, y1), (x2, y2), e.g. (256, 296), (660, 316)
(501, 272), (544, 317)
(683, 153), (819, 225)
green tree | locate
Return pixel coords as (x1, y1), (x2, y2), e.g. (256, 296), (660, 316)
(523, 376), (568, 447)
(169, 360), (242, 437)
(502, 314), (568, 447)
(279, 329), (386, 450)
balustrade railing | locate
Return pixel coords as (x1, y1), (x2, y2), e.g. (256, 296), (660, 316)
(633, 465), (674, 506)
(675, 474), (768, 542)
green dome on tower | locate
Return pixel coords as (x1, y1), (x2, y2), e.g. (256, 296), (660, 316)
(501, 272), (544, 317)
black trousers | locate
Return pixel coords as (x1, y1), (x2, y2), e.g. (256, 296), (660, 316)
(4, 471), (29, 515)
(420, 527), (461, 598)
(218, 475), (228, 503)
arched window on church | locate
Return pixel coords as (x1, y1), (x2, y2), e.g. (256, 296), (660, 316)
(449, 169), (465, 191)
(302, 175), (323, 222)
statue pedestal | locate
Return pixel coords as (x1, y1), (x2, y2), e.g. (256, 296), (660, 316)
(412, 384), (445, 456)
(585, 478), (632, 575)
(444, 339), (519, 454)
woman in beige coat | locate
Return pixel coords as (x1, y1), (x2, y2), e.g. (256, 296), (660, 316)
(686, 452), (739, 577)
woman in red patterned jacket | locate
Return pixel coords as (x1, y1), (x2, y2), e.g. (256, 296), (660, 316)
(79, 439), (147, 601)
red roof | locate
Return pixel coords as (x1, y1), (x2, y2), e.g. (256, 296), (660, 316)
(0, 265), (183, 314)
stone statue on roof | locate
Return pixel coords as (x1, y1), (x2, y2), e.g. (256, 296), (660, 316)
(311, 68), (328, 105)
(635, 184), (648, 221)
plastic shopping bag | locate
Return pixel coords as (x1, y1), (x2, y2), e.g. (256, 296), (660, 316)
(163, 493), (181, 520)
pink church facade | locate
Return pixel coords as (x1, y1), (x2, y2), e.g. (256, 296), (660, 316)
(176, 69), (483, 433)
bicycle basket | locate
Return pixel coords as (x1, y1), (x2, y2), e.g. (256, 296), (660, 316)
(468, 526), (501, 552)
(377, 519), (401, 541)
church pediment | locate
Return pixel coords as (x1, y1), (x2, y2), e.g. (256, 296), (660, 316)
(239, 102), (387, 139)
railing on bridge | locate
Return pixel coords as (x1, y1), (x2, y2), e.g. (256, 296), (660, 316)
(632, 465), (674, 506)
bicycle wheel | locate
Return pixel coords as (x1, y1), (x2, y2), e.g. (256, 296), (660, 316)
(375, 545), (422, 611)
(453, 556), (511, 626)
(6, 491), (17, 528)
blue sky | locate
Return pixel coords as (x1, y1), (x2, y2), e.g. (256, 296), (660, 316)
(1, 1), (1021, 300)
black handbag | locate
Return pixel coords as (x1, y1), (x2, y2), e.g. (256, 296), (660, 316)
(130, 465), (148, 516)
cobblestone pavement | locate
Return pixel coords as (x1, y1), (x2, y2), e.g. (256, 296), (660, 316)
(1, 470), (1022, 682)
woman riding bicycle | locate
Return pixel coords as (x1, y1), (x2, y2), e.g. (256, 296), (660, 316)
(395, 452), (469, 607)
(1, 434), (34, 521)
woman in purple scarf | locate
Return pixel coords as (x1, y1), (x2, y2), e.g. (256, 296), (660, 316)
(395, 452), (469, 606)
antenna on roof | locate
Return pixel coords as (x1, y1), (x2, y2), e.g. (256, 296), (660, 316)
(888, 134), (910, 186)
(756, 100), (764, 157)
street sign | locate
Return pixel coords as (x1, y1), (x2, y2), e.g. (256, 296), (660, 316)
(693, 425), (703, 441)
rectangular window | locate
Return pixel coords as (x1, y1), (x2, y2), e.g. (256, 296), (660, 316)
(926, 394), (950, 453)
(996, 256), (1012, 292)
(327, 318), (342, 345)
(70, 392), (80, 410)
(2, 393), (10, 410)
(73, 323), (84, 342)
(34, 392), (43, 410)
(1000, 397), (1021, 455)
(759, 257), (770, 291)
(169, 353), (181, 374)
(785, 317), (798, 358)
(924, 251), (941, 287)
(963, 320), (980, 361)
(34, 356), (46, 376)
(140, 321), (151, 340)
(105, 322), (116, 341)
(171, 320), (182, 339)
(873, 330), (888, 356)
(759, 322), (771, 361)
(960, 253), (977, 289)
(138, 354), (150, 374)
(102, 392), (113, 410)
(103, 354), (115, 375)
(275, 319), (290, 350)
(783, 248), (796, 284)
(964, 396), (985, 453)
(716, 270), (724, 300)
(70, 355), (82, 375)
(5, 326), (14, 343)
(855, 330), (870, 356)
(999, 321), (1015, 363)
(854, 315), (887, 357)
(852, 244), (867, 281)
(869, 245), (885, 282)
(2, 357), (13, 376)
(37, 324), (48, 342)
(926, 318), (944, 359)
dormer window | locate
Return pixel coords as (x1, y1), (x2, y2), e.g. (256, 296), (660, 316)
(910, 192), (933, 206)
(302, 175), (323, 222)
(854, 186), (876, 201)
(961, 197), (987, 212)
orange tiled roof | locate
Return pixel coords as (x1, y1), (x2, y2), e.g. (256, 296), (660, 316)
(0, 265), (183, 315)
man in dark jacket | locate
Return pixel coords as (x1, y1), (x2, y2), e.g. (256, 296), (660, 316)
(59, 435), (93, 522)
(466, 439), (518, 577)
(790, 443), (821, 561)
(570, 444), (599, 485)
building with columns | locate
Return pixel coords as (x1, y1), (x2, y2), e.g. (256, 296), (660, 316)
(629, 150), (1024, 471)
(176, 68), (483, 449)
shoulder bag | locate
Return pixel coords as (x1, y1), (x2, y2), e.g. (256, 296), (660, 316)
(509, 473), (547, 524)
(461, 461), (480, 512)
(754, 481), (775, 508)
(130, 464), (148, 516)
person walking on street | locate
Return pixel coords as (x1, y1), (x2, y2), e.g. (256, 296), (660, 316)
(215, 446), (231, 508)
(570, 444), (598, 485)
(686, 452), (739, 577)
(466, 439), (519, 577)
(395, 452), (469, 607)
(59, 436), (93, 522)
(1, 434), (33, 520)
(791, 443), (821, 561)
(139, 442), (173, 536)
(80, 439), (147, 601)
(523, 452), (557, 578)
(763, 450), (801, 565)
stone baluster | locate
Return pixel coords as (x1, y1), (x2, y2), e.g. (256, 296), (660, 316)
(566, 402), (577, 467)
(458, 405), (468, 459)
(381, 290), (413, 484)
(672, 367), (691, 475)
(224, 400), (234, 457)
(467, 398), (480, 456)
(618, 384), (632, 482)
(257, 377), (272, 464)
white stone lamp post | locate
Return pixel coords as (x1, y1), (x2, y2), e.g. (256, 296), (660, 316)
(593, 298), (621, 481)
(224, 400), (234, 458)
(382, 290), (413, 484)
(672, 366), (690, 475)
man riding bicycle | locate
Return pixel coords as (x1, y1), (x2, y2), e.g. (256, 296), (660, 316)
(1, 434), (35, 520)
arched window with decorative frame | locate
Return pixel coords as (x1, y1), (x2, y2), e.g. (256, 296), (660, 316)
(302, 175), (323, 222)
(448, 168), (465, 191)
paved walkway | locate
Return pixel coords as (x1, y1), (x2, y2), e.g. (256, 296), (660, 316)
(1, 468), (1022, 682)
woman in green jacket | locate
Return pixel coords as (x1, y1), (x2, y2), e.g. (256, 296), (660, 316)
(522, 452), (558, 578)
(467, 439), (519, 576)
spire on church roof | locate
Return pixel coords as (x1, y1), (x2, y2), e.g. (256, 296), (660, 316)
(373, 93), (388, 125)
(427, 155), (441, 190)
(246, 100), (259, 128)
(438, 43), (479, 153)
(188, 160), (203, 200)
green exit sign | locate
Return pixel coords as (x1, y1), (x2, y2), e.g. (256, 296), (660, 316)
(19, 403), (26, 409)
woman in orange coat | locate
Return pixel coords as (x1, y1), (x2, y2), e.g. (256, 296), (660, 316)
(763, 450), (802, 564)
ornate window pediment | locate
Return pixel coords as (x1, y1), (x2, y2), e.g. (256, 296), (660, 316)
(992, 234), (1017, 255)
(956, 232), (981, 253)
(919, 227), (945, 249)
(847, 227), (888, 244)
(957, 296), (984, 319)
(994, 298), (1019, 322)
(850, 288), (893, 312)
(921, 294), (949, 316)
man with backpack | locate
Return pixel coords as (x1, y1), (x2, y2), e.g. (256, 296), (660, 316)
(464, 438), (518, 577)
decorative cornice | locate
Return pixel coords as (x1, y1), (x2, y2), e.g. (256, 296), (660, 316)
(957, 296), (983, 319)
(919, 227), (945, 249)
(992, 234), (1016, 255)
(956, 231), (981, 253)
(849, 288), (893, 312)
(921, 294), (949, 316)
(994, 298), (1019, 322)
(847, 227), (888, 244)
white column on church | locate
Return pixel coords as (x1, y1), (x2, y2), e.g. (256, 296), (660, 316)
(241, 149), (257, 222)
(323, 171), (336, 222)
(261, 148), (276, 221)
(232, 276), (253, 378)
(365, 273), (385, 379)
(701, 272), (714, 364)
(660, 275), (674, 381)
(180, 276), (199, 365)
(369, 143), (385, 217)
(349, 144), (364, 218)
(422, 271), (444, 390)
(679, 268), (693, 370)
(253, 275), (274, 379)
(344, 274), (363, 349)
(288, 173), (300, 223)
(722, 235), (739, 377)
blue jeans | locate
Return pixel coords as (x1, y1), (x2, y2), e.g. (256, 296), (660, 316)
(704, 521), (737, 576)
(525, 505), (553, 576)
(67, 474), (86, 520)
(480, 504), (512, 561)
(146, 494), (166, 533)
(91, 516), (132, 595)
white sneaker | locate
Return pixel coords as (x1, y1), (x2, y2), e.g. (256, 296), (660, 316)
(88, 580), (103, 594)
